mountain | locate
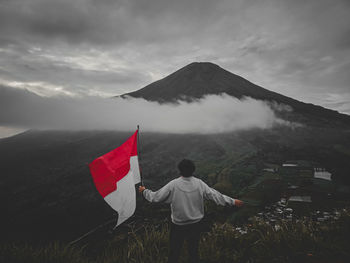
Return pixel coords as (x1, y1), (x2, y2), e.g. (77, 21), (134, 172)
(122, 62), (350, 127)
(123, 62), (288, 101)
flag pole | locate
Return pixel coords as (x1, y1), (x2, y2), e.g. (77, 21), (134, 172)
(137, 125), (143, 185)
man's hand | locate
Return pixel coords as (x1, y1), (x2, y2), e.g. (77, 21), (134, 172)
(235, 199), (244, 207)
(139, 186), (146, 193)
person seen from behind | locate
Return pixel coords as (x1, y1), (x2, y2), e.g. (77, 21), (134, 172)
(139, 159), (244, 263)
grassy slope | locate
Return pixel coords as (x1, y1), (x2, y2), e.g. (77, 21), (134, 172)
(1, 209), (350, 263)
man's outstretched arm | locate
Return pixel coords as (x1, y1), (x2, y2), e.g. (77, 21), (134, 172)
(201, 181), (244, 207)
(138, 182), (173, 203)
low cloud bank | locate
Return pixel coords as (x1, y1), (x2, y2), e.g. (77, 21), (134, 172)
(0, 87), (291, 133)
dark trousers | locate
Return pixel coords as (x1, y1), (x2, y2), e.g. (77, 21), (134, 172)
(168, 220), (202, 263)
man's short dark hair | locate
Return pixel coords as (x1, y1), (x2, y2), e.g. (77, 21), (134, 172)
(178, 159), (195, 177)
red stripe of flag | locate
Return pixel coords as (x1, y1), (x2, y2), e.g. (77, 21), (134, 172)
(89, 130), (138, 198)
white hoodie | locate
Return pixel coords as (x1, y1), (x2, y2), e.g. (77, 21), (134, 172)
(143, 176), (236, 225)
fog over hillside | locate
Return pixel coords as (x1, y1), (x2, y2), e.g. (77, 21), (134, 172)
(0, 86), (293, 134)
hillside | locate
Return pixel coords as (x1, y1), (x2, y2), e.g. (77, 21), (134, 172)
(1, 125), (350, 243)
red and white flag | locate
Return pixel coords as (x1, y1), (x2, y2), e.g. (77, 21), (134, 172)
(89, 130), (141, 227)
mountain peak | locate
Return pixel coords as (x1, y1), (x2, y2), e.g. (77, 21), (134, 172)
(122, 61), (255, 102)
(183, 61), (222, 70)
(176, 62), (226, 79)
(121, 62), (350, 127)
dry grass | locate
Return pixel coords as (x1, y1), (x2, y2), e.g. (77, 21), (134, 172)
(2, 210), (350, 263)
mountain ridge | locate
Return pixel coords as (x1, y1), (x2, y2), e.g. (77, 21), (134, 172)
(121, 62), (350, 127)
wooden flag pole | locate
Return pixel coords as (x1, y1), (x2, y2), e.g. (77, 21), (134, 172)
(137, 125), (143, 185)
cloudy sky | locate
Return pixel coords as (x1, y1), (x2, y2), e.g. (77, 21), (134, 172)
(0, 0), (349, 115)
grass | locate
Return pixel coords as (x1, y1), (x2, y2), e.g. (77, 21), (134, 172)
(2, 210), (350, 263)
(0, 242), (89, 263)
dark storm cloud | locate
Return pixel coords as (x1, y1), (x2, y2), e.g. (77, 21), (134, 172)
(0, 0), (102, 45)
(0, 0), (218, 46)
(0, 0), (349, 113)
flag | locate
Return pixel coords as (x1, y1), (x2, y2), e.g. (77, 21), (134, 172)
(88, 130), (141, 227)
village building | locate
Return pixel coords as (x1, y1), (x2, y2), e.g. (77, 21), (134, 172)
(313, 167), (332, 181)
(282, 161), (298, 167)
(263, 168), (275, 172)
(288, 195), (312, 203)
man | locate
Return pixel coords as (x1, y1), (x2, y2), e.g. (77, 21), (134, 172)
(139, 159), (244, 263)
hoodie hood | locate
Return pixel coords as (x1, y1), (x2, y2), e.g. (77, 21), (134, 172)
(175, 176), (199, 193)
